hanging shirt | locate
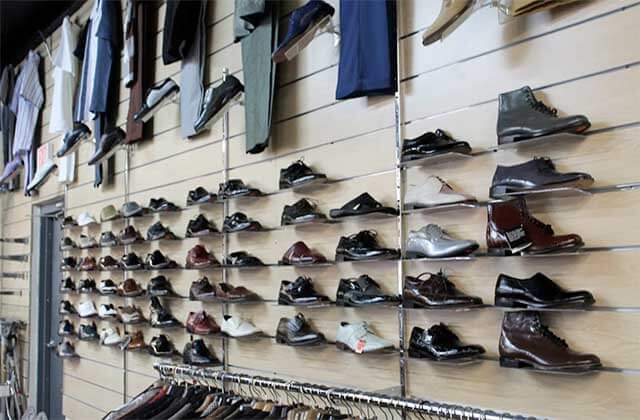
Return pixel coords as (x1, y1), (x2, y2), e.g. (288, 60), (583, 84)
(51, 17), (80, 184)
(74, 0), (102, 124)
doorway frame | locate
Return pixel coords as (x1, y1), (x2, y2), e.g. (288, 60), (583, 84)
(28, 197), (64, 413)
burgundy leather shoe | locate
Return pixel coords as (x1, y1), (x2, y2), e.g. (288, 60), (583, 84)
(185, 245), (219, 269)
(186, 311), (221, 335)
(279, 241), (327, 266)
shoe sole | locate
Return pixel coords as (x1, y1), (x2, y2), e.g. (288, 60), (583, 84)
(335, 251), (399, 262)
(498, 122), (591, 145)
(402, 144), (472, 163)
(89, 137), (126, 166)
(402, 300), (484, 310)
(275, 335), (325, 347)
(335, 341), (396, 355)
(499, 356), (601, 374)
(329, 207), (398, 219)
(137, 88), (180, 123)
(273, 14), (333, 63)
(494, 296), (595, 309)
(194, 91), (243, 134)
(407, 348), (482, 363)
(422, 2), (475, 46)
(280, 175), (328, 191)
(282, 214), (326, 226)
(404, 245), (478, 260)
(489, 177), (594, 198)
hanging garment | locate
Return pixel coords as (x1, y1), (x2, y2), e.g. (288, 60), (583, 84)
(162, 0), (205, 65)
(335, 0), (398, 100)
(124, 0), (157, 144)
(51, 16), (80, 184)
(179, 0), (206, 139)
(0, 65), (15, 171)
(10, 51), (44, 194)
(234, 0), (279, 154)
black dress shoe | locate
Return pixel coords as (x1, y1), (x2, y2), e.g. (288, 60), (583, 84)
(185, 214), (218, 237)
(401, 129), (471, 162)
(279, 160), (327, 190)
(223, 251), (265, 267)
(194, 75), (244, 134)
(88, 128), (126, 165)
(218, 179), (262, 200)
(335, 230), (399, 261)
(61, 216), (77, 228)
(57, 341), (78, 358)
(495, 272), (595, 309)
(497, 86), (591, 144)
(148, 335), (177, 357)
(223, 212), (262, 233)
(149, 296), (182, 328)
(183, 339), (221, 366)
(119, 226), (143, 245)
(56, 123), (91, 158)
(147, 275), (179, 297)
(120, 253), (143, 270)
(60, 277), (76, 293)
(409, 324), (485, 362)
(329, 193), (398, 219)
(278, 277), (329, 306)
(336, 275), (398, 307)
(146, 221), (178, 241)
(276, 313), (326, 346)
(133, 78), (180, 123)
(490, 157), (594, 198)
(60, 256), (77, 270)
(60, 237), (77, 250)
(99, 231), (119, 247)
(78, 278), (97, 294)
(145, 250), (178, 270)
(78, 322), (99, 341)
(403, 270), (483, 309)
(148, 197), (180, 212)
(58, 320), (75, 336)
(186, 187), (216, 205)
(281, 198), (327, 226)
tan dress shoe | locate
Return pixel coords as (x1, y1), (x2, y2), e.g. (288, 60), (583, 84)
(423, 0), (474, 46)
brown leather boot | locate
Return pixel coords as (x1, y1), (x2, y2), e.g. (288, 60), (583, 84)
(186, 311), (221, 335)
(487, 198), (582, 255)
(125, 331), (146, 350)
(499, 311), (601, 373)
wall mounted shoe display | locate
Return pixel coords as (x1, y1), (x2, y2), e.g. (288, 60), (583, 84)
(185, 214), (218, 237)
(78, 300), (98, 318)
(220, 315), (262, 338)
(133, 78), (180, 123)
(100, 327), (125, 347)
(189, 277), (218, 301)
(507, 0), (583, 17)
(78, 322), (99, 341)
(278, 277), (330, 306)
(185, 245), (219, 269)
(77, 212), (97, 227)
(489, 157), (594, 198)
(56, 122), (91, 158)
(146, 221), (178, 241)
(336, 275), (398, 307)
(495, 273), (595, 309)
(98, 303), (117, 319)
(78, 256), (97, 271)
(497, 86), (591, 145)
(60, 256), (77, 271)
(78, 234), (98, 249)
(100, 205), (121, 222)
(217, 179), (262, 200)
(281, 198), (327, 226)
(147, 275), (179, 297)
(118, 279), (145, 298)
(120, 253), (143, 270)
(222, 212), (263, 233)
(279, 160), (327, 190)
(88, 128), (126, 165)
(121, 201), (146, 218)
(119, 226), (144, 245)
(403, 270), (483, 309)
(487, 198), (583, 255)
(26, 160), (57, 193)
(215, 283), (260, 303)
(279, 241), (328, 266)
(401, 129), (471, 162)
(60, 237), (76, 250)
(58, 319), (75, 337)
(59, 277), (76, 293)
(408, 323), (485, 362)
(330, 192), (398, 219)
(335, 322), (395, 354)
(118, 305), (145, 324)
(149, 296), (182, 328)
(186, 311), (220, 335)
(97, 279), (118, 295)
(99, 255), (120, 271)
(422, 0), (475, 46)
(183, 339), (221, 366)
(186, 187), (217, 206)
(405, 176), (477, 209)
(193, 75), (244, 134)
(59, 300), (76, 315)
(223, 251), (265, 267)
(499, 311), (601, 373)
(99, 231), (119, 247)
(335, 230), (400, 261)
(406, 224), (479, 259)
(78, 278), (97, 294)
(276, 313), (326, 346)
(272, 0), (335, 63)
(148, 335), (177, 357)
(57, 341), (78, 358)
(148, 197), (180, 212)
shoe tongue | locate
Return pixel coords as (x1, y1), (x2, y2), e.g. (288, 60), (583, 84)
(355, 275), (377, 292)
(424, 224), (443, 237)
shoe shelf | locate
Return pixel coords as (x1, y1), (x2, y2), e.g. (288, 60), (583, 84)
(0, 237), (28, 244)
(489, 186), (592, 201)
(220, 263), (270, 270)
(402, 255), (477, 262)
(274, 178), (331, 194)
(281, 219), (342, 229)
(488, 132), (586, 152)
(403, 201), (480, 215)
(407, 354), (485, 367)
(401, 303), (488, 313)
(0, 254), (29, 262)
(332, 342), (400, 357)
(223, 227), (277, 235)
(276, 302), (336, 309)
(330, 211), (399, 222)
(217, 193), (265, 204)
(400, 151), (473, 170)
(277, 261), (336, 268)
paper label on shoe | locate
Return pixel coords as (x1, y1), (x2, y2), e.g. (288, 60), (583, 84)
(37, 143), (53, 169)
(505, 226), (527, 246)
(355, 339), (366, 354)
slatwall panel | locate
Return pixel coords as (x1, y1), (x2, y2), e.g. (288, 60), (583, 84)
(1, 1), (639, 419)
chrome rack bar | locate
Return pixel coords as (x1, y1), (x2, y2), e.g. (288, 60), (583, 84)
(153, 363), (538, 420)
(0, 238), (28, 244)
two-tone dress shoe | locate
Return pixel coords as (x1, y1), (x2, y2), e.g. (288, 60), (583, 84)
(133, 78), (180, 122)
(194, 75), (244, 134)
(88, 128), (126, 165)
(56, 123), (91, 157)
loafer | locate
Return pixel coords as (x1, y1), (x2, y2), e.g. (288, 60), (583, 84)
(495, 272), (595, 309)
(223, 251), (264, 267)
(409, 324), (485, 362)
(193, 75), (244, 134)
(279, 241), (327, 266)
(335, 230), (399, 262)
(186, 187), (216, 205)
(88, 127), (126, 165)
(279, 160), (327, 190)
(56, 123), (91, 157)
(275, 313), (325, 346)
(217, 179), (262, 201)
(406, 224), (479, 259)
(281, 198), (327, 226)
(330, 192), (398, 219)
(148, 197), (180, 212)
(133, 78), (180, 123)
(278, 277), (329, 306)
(402, 129), (471, 162)
(185, 214), (218, 237)
(26, 160), (57, 193)
(403, 270), (483, 309)
(121, 201), (145, 218)
(223, 212), (262, 233)
(335, 322), (395, 354)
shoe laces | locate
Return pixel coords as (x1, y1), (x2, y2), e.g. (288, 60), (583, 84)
(350, 230), (378, 247)
(527, 215), (554, 235)
(534, 156), (556, 172)
(534, 319), (567, 348)
(428, 323), (458, 343)
(526, 92), (557, 116)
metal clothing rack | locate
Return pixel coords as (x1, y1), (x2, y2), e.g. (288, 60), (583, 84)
(153, 363), (537, 420)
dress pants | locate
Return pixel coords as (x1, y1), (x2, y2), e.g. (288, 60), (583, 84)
(180, 0), (206, 139)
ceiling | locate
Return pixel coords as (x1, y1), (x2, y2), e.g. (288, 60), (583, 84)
(0, 0), (84, 69)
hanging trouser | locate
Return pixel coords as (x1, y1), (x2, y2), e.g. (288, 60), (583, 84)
(163, 0), (203, 65)
(180, 0), (206, 139)
(234, 0), (278, 154)
(335, 0), (397, 100)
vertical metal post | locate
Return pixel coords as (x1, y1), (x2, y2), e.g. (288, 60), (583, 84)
(221, 68), (230, 382)
(122, 145), (131, 403)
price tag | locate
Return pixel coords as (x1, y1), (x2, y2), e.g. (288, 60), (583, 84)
(355, 339), (366, 354)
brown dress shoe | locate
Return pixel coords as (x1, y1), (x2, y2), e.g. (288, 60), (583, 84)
(186, 245), (219, 269)
(499, 311), (601, 373)
(217, 283), (260, 302)
(118, 278), (145, 297)
(279, 241), (327, 266)
(79, 256), (97, 271)
(125, 331), (146, 350)
(186, 311), (221, 335)
(99, 255), (120, 270)
(403, 271), (482, 309)
(487, 198), (582, 255)
(189, 277), (218, 301)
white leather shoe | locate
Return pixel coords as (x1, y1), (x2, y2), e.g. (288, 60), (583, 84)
(77, 300), (97, 318)
(77, 212), (97, 227)
(100, 327), (124, 346)
(335, 322), (395, 354)
(405, 176), (475, 209)
(26, 160), (57, 193)
(98, 303), (117, 319)
(220, 315), (261, 338)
